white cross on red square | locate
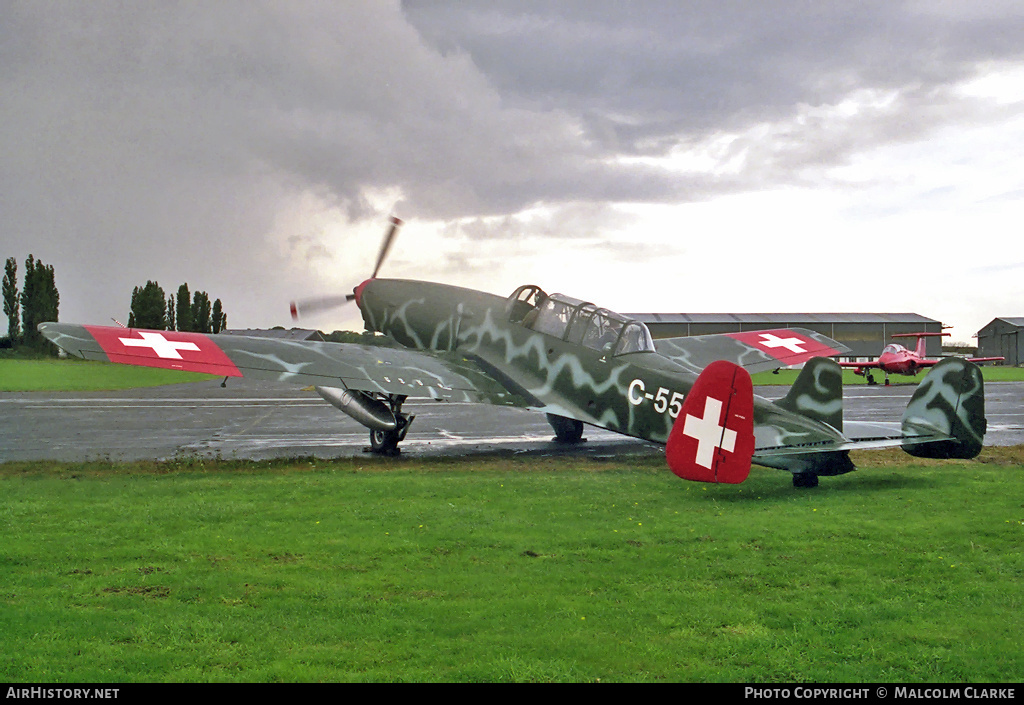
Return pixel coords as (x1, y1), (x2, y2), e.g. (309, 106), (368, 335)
(756, 333), (807, 354)
(118, 332), (201, 359)
(682, 396), (737, 469)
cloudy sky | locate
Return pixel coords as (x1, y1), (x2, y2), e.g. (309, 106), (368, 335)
(4, 1), (1024, 343)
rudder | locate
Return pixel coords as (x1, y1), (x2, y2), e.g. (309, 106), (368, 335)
(666, 360), (755, 483)
(902, 357), (986, 459)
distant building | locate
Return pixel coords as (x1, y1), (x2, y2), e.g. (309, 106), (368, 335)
(222, 328), (325, 342)
(976, 318), (1024, 366)
(627, 313), (943, 359)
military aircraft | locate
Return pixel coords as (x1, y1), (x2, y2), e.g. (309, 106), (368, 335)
(840, 331), (1003, 385)
(38, 218), (989, 488)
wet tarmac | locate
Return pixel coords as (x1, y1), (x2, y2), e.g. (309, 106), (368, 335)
(2, 379), (1023, 463)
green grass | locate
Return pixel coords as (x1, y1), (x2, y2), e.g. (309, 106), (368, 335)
(2, 450), (1022, 683)
(0, 359), (215, 391)
(751, 365), (1024, 386)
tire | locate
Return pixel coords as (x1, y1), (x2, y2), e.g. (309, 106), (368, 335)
(792, 472), (819, 488)
(370, 428), (400, 454)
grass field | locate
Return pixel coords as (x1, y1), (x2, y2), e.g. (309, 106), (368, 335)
(0, 359), (216, 391)
(749, 365), (1024, 386)
(2, 450), (1022, 683)
(3, 356), (1022, 682)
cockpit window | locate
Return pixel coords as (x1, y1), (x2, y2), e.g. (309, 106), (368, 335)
(506, 284), (548, 324)
(531, 296), (583, 338)
(565, 303), (598, 343)
(581, 309), (625, 352)
(616, 321), (657, 355)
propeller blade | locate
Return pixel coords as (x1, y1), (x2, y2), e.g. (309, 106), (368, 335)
(372, 215), (403, 279)
(289, 294), (354, 320)
(289, 215), (402, 320)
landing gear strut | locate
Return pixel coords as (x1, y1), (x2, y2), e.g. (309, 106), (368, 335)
(547, 413), (585, 444)
(368, 394), (414, 456)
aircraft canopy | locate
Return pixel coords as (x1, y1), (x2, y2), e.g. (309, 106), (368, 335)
(507, 286), (655, 356)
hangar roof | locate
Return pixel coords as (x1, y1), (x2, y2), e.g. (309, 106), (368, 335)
(626, 313), (939, 325)
(986, 317), (1024, 328)
(222, 328), (325, 341)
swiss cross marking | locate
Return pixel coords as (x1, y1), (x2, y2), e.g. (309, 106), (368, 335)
(682, 396), (737, 469)
(757, 333), (806, 354)
(119, 332), (201, 359)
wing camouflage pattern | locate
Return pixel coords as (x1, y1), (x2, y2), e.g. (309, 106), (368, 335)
(38, 323), (529, 406)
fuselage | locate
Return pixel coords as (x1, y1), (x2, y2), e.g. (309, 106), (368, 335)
(877, 344), (925, 376)
(355, 278), (845, 450)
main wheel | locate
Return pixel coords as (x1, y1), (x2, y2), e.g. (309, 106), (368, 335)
(792, 472), (819, 488)
(369, 427), (400, 454)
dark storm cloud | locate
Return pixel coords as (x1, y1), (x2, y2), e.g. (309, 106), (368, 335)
(2, 1), (1022, 327)
(402, 1), (1024, 152)
(7, 1), (1021, 225)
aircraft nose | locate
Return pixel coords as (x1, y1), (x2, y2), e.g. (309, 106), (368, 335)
(352, 278), (374, 307)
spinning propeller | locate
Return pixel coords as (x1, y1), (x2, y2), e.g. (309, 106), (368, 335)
(289, 215), (403, 320)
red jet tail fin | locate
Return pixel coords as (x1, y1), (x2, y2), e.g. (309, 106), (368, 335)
(666, 360), (755, 483)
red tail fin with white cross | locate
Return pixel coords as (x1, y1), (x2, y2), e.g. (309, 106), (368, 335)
(666, 360), (755, 483)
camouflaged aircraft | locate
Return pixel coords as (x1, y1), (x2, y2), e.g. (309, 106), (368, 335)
(38, 218), (990, 488)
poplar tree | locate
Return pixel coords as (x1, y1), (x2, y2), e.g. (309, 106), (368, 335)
(3, 257), (19, 341)
(20, 255), (59, 352)
(166, 296), (176, 331)
(211, 298), (226, 334)
(175, 283), (192, 332)
(191, 291), (212, 334)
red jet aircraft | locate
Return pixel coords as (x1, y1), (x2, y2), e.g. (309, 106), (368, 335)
(840, 332), (1003, 385)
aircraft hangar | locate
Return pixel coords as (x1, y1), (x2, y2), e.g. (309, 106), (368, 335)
(628, 312), (944, 359)
(976, 317), (1024, 366)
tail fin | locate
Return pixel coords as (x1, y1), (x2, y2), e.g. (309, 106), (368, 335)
(901, 357), (986, 459)
(666, 360), (755, 483)
(772, 357), (843, 433)
(891, 331), (948, 359)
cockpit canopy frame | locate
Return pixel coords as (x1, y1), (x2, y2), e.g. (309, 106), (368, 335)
(505, 285), (656, 356)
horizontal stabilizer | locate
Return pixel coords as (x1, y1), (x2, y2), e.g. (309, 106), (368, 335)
(901, 357), (986, 459)
(666, 360), (755, 483)
(655, 328), (849, 375)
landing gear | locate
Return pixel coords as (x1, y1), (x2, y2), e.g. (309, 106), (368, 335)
(547, 413), (585, 444)
(367, 394), (414, 456)
(866, 372), (876, 385)
(792, 472), (819, 488)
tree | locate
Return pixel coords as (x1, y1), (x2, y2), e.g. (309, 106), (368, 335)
(166, 296), (175, 331)
(127, 281), (167, 329)
(20, 255), (59, 352)
(191, 290), (212, 334)
(211, 298), (227, 334)
(175, 283), (192, 332)
(3, 257), (19, 341)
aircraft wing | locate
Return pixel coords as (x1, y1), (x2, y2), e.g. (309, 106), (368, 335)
(37, 323), (532, 406)
(837, 360), (881, 370)
(654, 327), (849, 375)
(905, 356), (1004, 367)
